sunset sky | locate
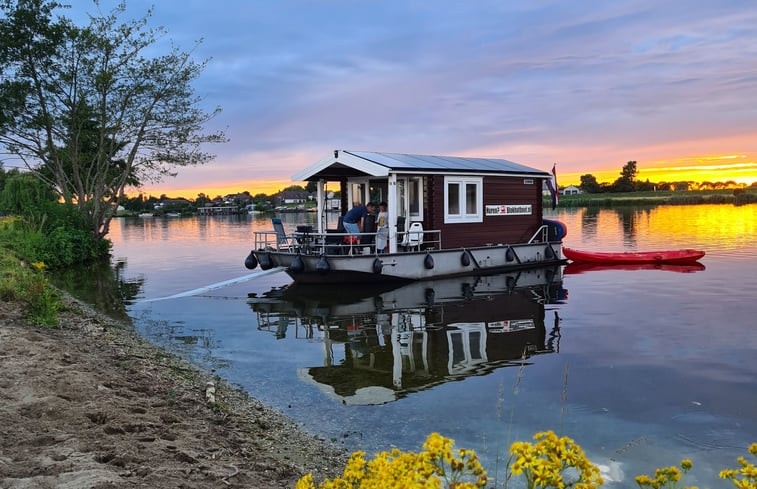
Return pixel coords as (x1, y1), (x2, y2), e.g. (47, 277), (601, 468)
(69, 1), (757, 197)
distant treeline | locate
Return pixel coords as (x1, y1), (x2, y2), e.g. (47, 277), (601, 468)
(575, 160), (756, 194)
(554, 188), (757, 207)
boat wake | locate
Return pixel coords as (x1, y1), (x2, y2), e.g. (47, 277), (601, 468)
(136, 267), (285, 303)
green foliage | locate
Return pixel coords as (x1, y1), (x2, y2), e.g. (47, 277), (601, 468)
(735, 192), (757, 206)
(0, 171), (110, 268)
(0, 0), (226, 239)
(556, 189), (756, 208)
(579, 174), (602, 194)
(0, 219), (110, 268)
(0, 244), (60, 326)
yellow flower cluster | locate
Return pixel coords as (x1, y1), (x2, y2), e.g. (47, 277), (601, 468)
(507, 430), (603, 489)
(719, 443), (757, 489)
(0, 216), (22, 227)
(297, 433), (756, 489)
(296, 432), (487, 489)
(635, 462), (686, 489)
(31, 261), (46, 271)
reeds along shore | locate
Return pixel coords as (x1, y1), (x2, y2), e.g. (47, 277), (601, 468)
(550, 188), (757, 208)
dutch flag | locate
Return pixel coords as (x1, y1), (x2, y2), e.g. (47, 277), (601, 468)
(546, 163), (559, 210)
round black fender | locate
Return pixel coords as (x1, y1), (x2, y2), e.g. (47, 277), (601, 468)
(258, 252), (274, 270)
(506, 275), (516, 291)
(424, 253), (435, 269)
(372, 257), (383, 274)
(425, 288), (435, 305)
(545, 267), (555, 283)
(506, 247), (515, 262)
(544, 246), (555, 260)
(461, 282), (473, 300)
(460, 250), (471, 267)
(244, 251), (258, 270)
(316, 255), (330, 273)
(289, 254), (305, 273)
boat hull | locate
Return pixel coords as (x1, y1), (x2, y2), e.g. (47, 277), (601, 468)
(563, 247), (705, 265)
(253, 242), (564, 283)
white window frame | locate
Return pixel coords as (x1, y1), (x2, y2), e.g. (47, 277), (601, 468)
(444, 176), (482, 223)
(397, 176), (424, 222)
(408, 176), (424, 221)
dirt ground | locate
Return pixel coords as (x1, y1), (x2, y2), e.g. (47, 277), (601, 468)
(0, 295), (347, 488)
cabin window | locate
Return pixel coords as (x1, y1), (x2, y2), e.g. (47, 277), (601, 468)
(409, 177), (423, 220)
(395, 177), (423, 221)
(444, 176), (482, 223)
(350, 182), (367, 206)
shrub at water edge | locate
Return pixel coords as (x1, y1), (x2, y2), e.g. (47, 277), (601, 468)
(0, 246), (59, 326)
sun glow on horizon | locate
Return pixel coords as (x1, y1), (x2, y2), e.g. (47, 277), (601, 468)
(130, 154), (757, 199)
(559, 154), (757, 188)
(128, 179), (295, 199)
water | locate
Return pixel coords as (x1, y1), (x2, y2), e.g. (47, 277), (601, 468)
(54, 205), (757, 487)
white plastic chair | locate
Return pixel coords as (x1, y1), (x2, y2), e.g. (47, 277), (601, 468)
(401, 222), (424, 250)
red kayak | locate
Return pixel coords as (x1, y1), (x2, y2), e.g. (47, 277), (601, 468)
(564, 262), (706, 274)
(563, 247), (705, 265)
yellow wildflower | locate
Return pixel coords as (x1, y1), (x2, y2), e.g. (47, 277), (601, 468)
(721, 469), (739, 479)
(296, 473), (315, 489)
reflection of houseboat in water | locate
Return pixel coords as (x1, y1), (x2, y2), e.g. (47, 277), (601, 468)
(248, 267), (565, 405)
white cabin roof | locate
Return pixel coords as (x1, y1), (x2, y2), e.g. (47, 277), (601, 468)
(292, 150), (551, 181)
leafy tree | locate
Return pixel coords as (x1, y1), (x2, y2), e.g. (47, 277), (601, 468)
(281, 185), (306, 193)
(620, 160), (638, 181)
(194, 192), (210, 208)
(0, 169), (57, 216)
(611, 160), (637, 192)
(305, 180), (317, 193)
(579, 174), (602, 193)
(635, 178), (655, 192)
(0, 0), (226, 239)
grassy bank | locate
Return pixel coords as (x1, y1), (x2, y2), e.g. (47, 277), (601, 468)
(0, 243), (59, 326)
(551, 188), (757, 208)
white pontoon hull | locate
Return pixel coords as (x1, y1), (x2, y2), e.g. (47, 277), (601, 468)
(253, 242), (563, 283)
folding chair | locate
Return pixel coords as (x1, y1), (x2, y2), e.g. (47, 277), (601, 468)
(271, 218), (296, 250)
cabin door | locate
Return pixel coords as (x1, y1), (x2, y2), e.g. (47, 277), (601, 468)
(395, 177), (424, 223)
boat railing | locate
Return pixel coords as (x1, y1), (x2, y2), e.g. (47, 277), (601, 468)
(253, 228), (442, 255)
(527, 225), (549, 243)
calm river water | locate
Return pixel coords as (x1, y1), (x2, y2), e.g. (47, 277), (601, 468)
(55, 204), (756, 488)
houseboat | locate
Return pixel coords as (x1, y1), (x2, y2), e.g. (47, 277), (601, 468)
(244, 150), (566, 283)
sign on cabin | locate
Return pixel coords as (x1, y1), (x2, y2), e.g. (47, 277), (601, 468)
(485, 204), (533, 216)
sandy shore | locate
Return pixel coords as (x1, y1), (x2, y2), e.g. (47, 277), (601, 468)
(0, 294), (347, 488)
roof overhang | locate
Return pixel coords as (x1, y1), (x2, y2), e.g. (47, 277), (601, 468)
(292, 150), (389, 181)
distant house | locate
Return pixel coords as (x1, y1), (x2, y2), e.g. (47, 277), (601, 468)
(277, 191), (312, 204)
(562, 185), (582, 195)
(155, 198), (191, 209)
(225, 192), (252, 206)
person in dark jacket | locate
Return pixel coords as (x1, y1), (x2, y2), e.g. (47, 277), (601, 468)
(343, 202), (376, 238)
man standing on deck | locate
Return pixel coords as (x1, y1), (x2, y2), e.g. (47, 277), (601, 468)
(343, 202), (376, 238)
